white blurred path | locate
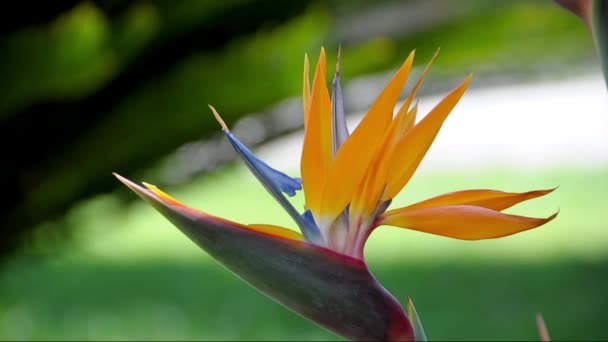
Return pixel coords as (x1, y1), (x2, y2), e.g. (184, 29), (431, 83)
(257, 74), (608, 172)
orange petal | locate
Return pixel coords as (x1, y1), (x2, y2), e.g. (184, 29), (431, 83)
(319, 51), (415, 221)
(380, 204), (557, 240)
(396, 101), (418, 138)
(404, 188), (556, 211)
(394, 48), (439, 138)
(386, 74), (472, 199)
(248, 224), (305, 241)
(350, 105), (418, 218)
(301, 48), (332, 216)
(143, 182), (187, 207)
(303, 53), (311, 130)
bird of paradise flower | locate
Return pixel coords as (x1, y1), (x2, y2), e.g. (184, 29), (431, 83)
(114, 48), (557, 341)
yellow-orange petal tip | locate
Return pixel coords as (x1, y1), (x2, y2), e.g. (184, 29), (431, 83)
(336, 43), (342, 72)
(209, 104), (229, 131)
(538, 210), (559, 226)
(142, 182), (183, 206)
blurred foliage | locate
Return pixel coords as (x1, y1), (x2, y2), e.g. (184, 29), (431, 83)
(0, 0), (594, 255)
(1, 0), (317, 254)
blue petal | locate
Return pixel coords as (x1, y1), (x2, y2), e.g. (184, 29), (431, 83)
(227, 134), (302, 197)
(224, 130), (322, 243)
(331, 48), (350, 157)
(302, 209), (317, 228)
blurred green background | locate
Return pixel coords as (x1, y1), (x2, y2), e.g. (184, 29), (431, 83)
(1, 0), (607, 340)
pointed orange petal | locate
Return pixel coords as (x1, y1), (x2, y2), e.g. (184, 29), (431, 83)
(380, 204), (557, 240)
(303, 53), (311, 130)
(404, 188), (556, 211)
(393, 48), (439, 138)
(386, 74), (472, 199)
(248, 224), (305, 241)
(301, 48), (332, 216)
(350, 105), (418, 218)
(396, 102), (418, 138)
(142, 182), (185, 207)
(349, 113), (402, 218)
(320, 51), (415, 221)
